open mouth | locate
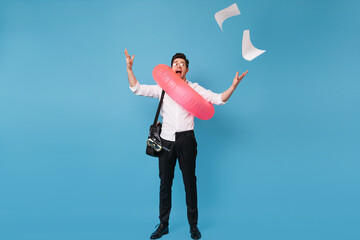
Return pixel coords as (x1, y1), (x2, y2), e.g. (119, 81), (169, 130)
(175, 70), (182, 76)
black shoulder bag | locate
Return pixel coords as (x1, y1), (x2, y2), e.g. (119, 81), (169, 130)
(146, 90), (169, 157)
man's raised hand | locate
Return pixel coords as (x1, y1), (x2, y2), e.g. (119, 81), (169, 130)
(124, 48), (135, 71)
(233, 70), (248, 88)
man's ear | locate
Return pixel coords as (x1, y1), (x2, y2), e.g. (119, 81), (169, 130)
(186, 68), (189, 73)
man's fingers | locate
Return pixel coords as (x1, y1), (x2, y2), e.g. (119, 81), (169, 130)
(125, 48), (131, 59)
(239, 70), (248, 79)
(235, 71), (239, 78)
(131, 55), (135, 61)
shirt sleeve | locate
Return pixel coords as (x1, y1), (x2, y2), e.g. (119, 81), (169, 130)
(190, 82), (226, 105)
(129, 81), (162, 99)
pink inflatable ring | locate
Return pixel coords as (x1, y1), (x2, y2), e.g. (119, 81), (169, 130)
(152, 64), (215, 120)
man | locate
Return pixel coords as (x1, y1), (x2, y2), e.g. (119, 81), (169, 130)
(125, 49), (247, 239)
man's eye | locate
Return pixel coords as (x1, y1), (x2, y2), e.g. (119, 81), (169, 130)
(173, 62), (185, 67)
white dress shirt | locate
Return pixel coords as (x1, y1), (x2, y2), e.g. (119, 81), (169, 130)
(130, 80), (226, 141)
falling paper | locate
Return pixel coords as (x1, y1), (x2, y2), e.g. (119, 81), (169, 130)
(242, 29), (266, 61)
(215, 3), (241, 31)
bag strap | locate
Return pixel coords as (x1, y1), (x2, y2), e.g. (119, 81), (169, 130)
(153, 90), (165, 126)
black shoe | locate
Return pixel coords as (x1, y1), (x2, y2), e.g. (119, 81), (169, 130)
(190, 225), (201, 239)
(150, 223), (169, 239)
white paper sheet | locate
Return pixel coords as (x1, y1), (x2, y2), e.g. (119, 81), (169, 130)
(242, 30), (266, 61)
(215, 3), (241, 31)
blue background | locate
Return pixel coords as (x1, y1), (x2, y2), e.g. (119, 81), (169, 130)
(1, 0), (359, 239)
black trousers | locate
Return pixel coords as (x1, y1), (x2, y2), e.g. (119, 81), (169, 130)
(158, 130), (198, 226)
